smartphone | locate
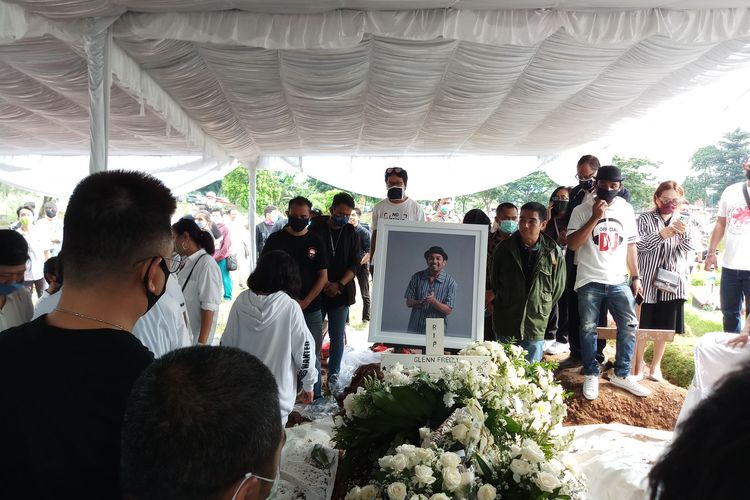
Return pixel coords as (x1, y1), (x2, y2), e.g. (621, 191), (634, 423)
(677, 212), (690, 224)
(635, 293), (644, 305)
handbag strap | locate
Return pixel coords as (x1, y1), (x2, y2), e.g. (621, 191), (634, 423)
(181, 253), (209, 292)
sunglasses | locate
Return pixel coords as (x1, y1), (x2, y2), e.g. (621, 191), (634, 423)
(385, 167), (404, 174)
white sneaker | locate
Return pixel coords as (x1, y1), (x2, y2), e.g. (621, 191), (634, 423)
(610, 374), (651, 397)
(583, 375), (599, 400)
(543, 339), (554, 352)
(546, 341), (570, 355)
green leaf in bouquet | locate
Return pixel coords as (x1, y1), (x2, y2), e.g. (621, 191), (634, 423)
(474, 453), (494, 479)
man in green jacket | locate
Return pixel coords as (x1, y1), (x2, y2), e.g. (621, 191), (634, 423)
(491, 202), (566, 362)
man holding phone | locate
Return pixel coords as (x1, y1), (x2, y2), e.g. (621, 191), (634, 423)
(567, 165), (650, 401)
(705, 160), (750, 334)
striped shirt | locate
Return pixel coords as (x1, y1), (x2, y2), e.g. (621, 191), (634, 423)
(636, 210), (694, 303)
(404, 269), (457, 334)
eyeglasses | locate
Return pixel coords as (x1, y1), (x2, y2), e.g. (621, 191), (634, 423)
(385, 167), (403, 174)
(551, 196), (569, 201)
(659, 197), (683, 205)
(231, 472), (278, 500)
(575, 174), (594, 181)
(135, 256), (184, 274)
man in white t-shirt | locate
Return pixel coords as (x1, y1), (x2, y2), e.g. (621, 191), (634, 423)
(567, 165), (650, 400)
(369, 167), (425, 266)
(705, 160), (750, 333)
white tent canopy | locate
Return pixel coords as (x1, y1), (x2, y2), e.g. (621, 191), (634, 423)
(1, 0), (750, 196)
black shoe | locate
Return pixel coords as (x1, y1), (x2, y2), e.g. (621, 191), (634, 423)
(558, 356), (582, 369)
(578, 362), (608, 377)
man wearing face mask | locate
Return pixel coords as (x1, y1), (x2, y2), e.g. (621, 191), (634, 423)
(0, 230), (33, 333)
(310, 193), (361, 389)
(705, 159), (750, 334)
(544, 187), (572, 355)
(560, 155), (631, 369)
(262, 196), (328, 398)
(35, 201), (64, 257)
(433, 197), (461, 223)
(370, 167), (425, 269)
(0, 170), (175, 497)
(567, 165), (650, 401)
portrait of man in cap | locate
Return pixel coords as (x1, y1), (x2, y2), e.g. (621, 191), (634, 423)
(404, 245), (457, 334)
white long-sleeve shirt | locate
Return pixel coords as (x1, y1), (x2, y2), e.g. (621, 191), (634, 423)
(132, 275), (192, 357)
(221, 290), (318, 426)
(176, 249), (222, 345)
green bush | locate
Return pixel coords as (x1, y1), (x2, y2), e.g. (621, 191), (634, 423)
(690, 276), (705, 286)
(644, 343), (695, 388)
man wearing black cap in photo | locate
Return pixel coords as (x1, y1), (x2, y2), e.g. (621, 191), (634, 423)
(567, 165), (650, 401)
(404, 246), (457, 334)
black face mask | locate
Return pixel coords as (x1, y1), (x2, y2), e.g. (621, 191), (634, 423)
(596, 188), (619, 204)
(746, 169), (750, 181)
(45, 209), (57, 218)
(552, 200), (569, 214)
(387, 186), (404, 201)
(143, 258), (169, 315)
(579, 179), (594, 191)
(288, 216), (309, 233)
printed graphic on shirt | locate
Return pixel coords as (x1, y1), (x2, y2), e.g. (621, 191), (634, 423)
(591, 218), (624, 252)
(307, 246), (318, 260)
(727, 203), (750, 235)
(380, 211), (411, 220)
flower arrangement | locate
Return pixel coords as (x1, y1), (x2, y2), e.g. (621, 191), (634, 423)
(334, 341), (585, 499)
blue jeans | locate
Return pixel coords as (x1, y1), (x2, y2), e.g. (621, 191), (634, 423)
(322, 305), (348, 378)
(303, 309), (323, 398)
(720, 267), (750, 333)
(498, 337), (545, 363)
(577, 282), (637, 377)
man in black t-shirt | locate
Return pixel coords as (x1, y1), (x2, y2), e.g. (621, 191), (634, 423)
(261, 196), (328, 398)
(0, 170), (176, 498)
(309, 193), (360, 389)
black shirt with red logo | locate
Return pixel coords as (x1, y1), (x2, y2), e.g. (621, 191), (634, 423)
(262, 228), (328, 312)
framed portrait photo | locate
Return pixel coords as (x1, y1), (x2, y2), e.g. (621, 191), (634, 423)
(369, 220), (488, 349)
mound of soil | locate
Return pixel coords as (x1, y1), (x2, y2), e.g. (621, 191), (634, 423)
(552, 357), (686, 431)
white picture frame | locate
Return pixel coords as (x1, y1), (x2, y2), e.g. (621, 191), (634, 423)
(369, 220), (488, 349)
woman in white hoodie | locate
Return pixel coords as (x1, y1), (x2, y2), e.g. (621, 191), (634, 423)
(221, 250), (318, 425)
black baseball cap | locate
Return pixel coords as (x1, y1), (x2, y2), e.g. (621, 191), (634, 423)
(596, 165), (623, 182)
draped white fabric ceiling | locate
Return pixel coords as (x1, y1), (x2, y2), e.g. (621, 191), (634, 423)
(1, 0), (750, 196)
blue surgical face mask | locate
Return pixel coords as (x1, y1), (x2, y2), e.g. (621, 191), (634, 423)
(499, 220), (518, 234)
(0, 282), (24, 296)
(331, 215), (350, 227)
(196, 219), (207, 230)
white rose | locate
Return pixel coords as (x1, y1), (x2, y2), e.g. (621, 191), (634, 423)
(387, 482), (408, 500)
(451, 423), (469, 443)
(359, 484), (379, 500)
(416, 447), (435, 463)
(345, 486), (361, 500)
(414, 465), (436, 485)
(440, 451), (461, 469)
(378, 455), (394, 469)
(343, 393), (356, 418)
(477, 483), (497, 500)
(509, 458), (533, 476)
(398, 444), (417, 454)
(419, 427), (432, 440)
(534, 471), (562, 493)
(410, 496), (428, 500)
(520, 440), (546, 463)
(442, 466), (462, 491)
(429, 495), (450, 500)
(390, 453), (409, 471)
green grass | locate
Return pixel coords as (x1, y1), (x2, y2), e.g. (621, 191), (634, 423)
(684, 308), (723, 337)
(644, 340), (696, 388)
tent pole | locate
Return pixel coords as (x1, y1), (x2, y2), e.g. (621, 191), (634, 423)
(84, 21), (112, 174)
(246, 159), (259, 272)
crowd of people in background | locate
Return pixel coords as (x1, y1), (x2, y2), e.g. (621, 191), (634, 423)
(0, 158), (749, 498)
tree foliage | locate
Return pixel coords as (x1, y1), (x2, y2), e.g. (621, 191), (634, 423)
(611, 155), (658, 212)
(683, 128), (749, 206)
(456, 171), (559, 215)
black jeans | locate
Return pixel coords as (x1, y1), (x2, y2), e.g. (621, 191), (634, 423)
(545, 289), (569, 344)
(356, 264), (371, 321)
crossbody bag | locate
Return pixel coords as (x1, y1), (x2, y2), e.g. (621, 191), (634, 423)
(181, 253), (209, 292)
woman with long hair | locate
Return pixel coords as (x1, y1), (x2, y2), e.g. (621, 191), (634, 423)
(221, 250), (318, 425)
(172, 218), (223, 345)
